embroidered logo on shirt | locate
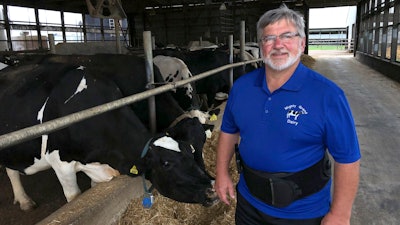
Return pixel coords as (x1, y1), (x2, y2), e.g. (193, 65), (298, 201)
(284, 104), (308, 126)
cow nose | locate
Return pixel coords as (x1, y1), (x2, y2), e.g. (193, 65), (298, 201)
(202, 187), (219, 207)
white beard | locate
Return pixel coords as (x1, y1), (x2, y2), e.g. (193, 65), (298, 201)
(263, 45), (303, 71)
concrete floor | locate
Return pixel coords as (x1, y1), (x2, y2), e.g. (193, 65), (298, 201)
(309, 50), (400, 225)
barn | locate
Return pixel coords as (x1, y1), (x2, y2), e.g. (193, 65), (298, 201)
(0, 0), (400, 225)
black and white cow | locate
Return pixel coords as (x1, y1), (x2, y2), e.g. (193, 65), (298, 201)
(153, 55), (201, 111)
(0, 55), (217, 211)
(153, 47), (257, 110)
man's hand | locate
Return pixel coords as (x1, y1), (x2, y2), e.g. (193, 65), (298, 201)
(215, 172), (235, 205)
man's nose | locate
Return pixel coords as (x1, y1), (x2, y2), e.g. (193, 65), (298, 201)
(272, 38), (284, 47)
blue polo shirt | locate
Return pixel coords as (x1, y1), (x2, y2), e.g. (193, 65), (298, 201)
(221, 63), (361, 219)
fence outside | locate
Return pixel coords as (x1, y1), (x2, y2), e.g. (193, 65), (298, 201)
(309, 38), (354, 51)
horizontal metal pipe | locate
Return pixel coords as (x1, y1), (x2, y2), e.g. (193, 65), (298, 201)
(0, 58), (262, 150)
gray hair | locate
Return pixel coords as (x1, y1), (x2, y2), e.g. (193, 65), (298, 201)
(256, 4), (305, 41)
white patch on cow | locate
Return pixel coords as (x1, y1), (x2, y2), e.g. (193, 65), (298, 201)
(190, 144), (195, 153)
(23, 153), (51, 175)
(40, 134), (48, 157)
(75, 162), (119, 183)
(153, 136), (181, 152)
(64, 76), (88, 104)
(188, 109), (209, 124)
(37, 97), (49, 123)
(154, 55), (193, 98)
(77, 65), (85, 70)
(43, 150), (81, 201)
(205, 129), (212, 139)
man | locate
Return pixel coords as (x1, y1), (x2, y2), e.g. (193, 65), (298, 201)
(215, 4), (361, 225)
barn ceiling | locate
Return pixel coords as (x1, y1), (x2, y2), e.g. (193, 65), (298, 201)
(0, 0), (360, 16)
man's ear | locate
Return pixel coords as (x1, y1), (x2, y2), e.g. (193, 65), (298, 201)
(301, 37), (306, 52)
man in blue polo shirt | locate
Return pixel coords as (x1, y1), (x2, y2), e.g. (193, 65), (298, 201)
(215, 4), (361, 225)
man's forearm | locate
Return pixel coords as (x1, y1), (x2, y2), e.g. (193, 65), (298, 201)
(329, 160), (360, 219)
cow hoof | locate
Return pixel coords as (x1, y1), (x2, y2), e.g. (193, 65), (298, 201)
(18, 199), (37, 211)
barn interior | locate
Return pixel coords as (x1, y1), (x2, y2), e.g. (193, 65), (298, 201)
(1, 1), (400, 225)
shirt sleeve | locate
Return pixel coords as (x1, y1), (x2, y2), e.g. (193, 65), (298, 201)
(324, 90), (361, 163)
(221, 86), (240, 134)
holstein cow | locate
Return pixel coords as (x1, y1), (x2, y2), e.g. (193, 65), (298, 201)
(0, 55), (217, 211)
(154, 47), (257, 110)
(153, 55), (201, 111)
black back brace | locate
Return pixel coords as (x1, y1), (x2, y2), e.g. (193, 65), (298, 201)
(240, 151), (331, 208)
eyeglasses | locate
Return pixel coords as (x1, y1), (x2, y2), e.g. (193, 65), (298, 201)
(260, 32), (300, 45)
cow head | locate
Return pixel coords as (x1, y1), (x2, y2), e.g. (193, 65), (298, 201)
(142, 118), (218, 207)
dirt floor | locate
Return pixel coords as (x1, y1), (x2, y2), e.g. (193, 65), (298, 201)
(0, 168), (91, 225)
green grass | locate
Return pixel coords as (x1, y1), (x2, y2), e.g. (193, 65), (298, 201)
(308, 45), (346, 50)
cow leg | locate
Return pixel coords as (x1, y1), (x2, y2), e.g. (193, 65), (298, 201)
(5, 168), (37, 211)
(46, 150), (81, 202)
(52, 164), (81, 202)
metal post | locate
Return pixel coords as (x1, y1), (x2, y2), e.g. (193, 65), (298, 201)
(34, 8), (43, 49)
(48, 34), (56, 54)
(240, 20), (246, 73)
(115, 19), (122, 54)
(143, 31), (156, 134)
(229, 35), (234, 89)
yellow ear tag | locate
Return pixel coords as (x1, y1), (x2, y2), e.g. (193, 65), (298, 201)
(210, 114), (218, 121)
(130, 165), (139, 175)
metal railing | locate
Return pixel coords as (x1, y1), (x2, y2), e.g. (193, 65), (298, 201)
(0, 57), (262, 150)
(309, 38), (349, 46)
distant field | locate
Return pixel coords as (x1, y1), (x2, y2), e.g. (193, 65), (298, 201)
(309, 45), (346, 50)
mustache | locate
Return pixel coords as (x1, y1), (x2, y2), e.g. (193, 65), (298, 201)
(269, 50), (289, 55)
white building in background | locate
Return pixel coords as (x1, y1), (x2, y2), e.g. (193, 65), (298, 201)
(309, 6), (357, 51)
(346, 6), (357, 51)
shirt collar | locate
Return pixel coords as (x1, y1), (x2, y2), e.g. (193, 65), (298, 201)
(281, 63), (307, 92)
(256, 63), (307, 93)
